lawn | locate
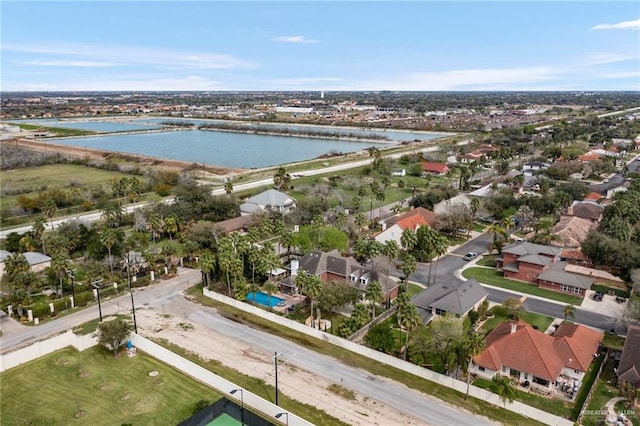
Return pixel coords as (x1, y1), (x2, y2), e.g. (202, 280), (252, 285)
(462, 267), (583, 305)
(0, 346), (221, 425)
(406, 283), (424, 298)
(473, 378), (573, 419)
(479, 310), (555, 334)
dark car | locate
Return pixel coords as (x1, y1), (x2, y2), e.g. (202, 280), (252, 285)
(593, 291), (604, 301)
(463, 252), (478, 261)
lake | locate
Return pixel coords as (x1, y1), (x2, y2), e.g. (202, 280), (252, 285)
(5, 118), (449, 169)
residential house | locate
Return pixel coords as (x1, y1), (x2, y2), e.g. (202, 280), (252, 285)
(433, 193), (472, 215)
(392, 168), (407, 177)
(578, 152), (601, 163)
(616, 325), (640, 388)
(583, 192), (605, 203)
(564, 201), (604, 224)
(412, 278), (487, 323)
(240, 189), (296, 216)
(551, 216), (597, 248)
(374, 207), (437, 246)
(497, 241), (594, 297)
(470, 321), (603, 394)
(420, 162), (449, 176)
(214, 215), (254, 234)
(278, 250), (399, 301)
(0, 250), (52, 278)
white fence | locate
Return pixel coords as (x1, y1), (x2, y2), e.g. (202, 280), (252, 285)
(131, 335), (312, 426)
(0, 329), (98, 372)
(203, 288), (574, 426)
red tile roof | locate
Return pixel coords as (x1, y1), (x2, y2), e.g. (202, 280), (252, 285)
(474, 321), (602, 381)
(421, 162), (449, 174)
(387, 207), (437, 228)
(584, 192), (604, 201)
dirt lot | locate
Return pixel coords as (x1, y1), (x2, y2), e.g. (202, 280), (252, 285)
(135, 309), (429, 426)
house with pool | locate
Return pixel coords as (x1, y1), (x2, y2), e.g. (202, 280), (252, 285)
(278, 250), (400, 302)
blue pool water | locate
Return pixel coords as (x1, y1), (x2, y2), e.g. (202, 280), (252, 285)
(246, 291), (285, 308)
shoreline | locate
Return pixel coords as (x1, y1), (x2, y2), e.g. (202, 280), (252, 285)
(4, 138), (245, 176)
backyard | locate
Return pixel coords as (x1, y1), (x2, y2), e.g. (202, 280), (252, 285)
(0, 346), (221, 425)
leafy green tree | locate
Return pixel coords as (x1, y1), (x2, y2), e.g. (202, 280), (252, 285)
(351, 302), (371, 328)
(417, 313), (467, 373)
(96, 319), (130, 357)
(364, 322), (396, 353)
(163, 215), (179, 240)
(317, 281), (360, 314)
(503, 297), (523, 320)
(224, 181), (233, 195)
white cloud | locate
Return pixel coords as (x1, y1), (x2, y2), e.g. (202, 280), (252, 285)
(344, 67), (557, 91)
(585, 53), (640, 65)
(590, 19), (640, 31)
(274, 36), (320, 44)
(4, 75), (224, 92)
(14, 60), (121, 67)
(2, 42), (256, 70)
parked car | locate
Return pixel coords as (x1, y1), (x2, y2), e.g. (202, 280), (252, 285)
(593, 291), (604, 301)
(463, 252), (478, 261)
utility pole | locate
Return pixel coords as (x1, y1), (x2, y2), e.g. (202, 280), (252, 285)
(92, 279), (103, 322)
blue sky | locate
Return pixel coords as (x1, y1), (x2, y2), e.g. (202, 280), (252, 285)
(2, 1), (639, 91)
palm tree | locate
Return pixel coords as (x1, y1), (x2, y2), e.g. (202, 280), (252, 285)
(563, 304), (576, 322)
(257, 245), (281, 282)
(42, 199), (57, 231)
(470, 197), (481, 218)
(464, 332), (486, 399)
(298, 271), (322, 327)
(32, 217), (46, 254)
(365, 281), (384, 319)
(383, 240), (400, 274)
(247, 282), (260, 301)
(492, 375), (517, 407)
(399, 253), (417, 289)
(398, 303), (422, 360)
(351, 302), (371, 328)
(262, 281), (279, 307)
(487, 223), (508, 254)
(101, 202), (124, 228)
(199, 250), (216, 289)
(101, 227), (123, 274)
(147, 214), (163, 244)
(50, 253), (70, 297)
(4, 252), (29, 281)
(502, 216), (516, 233)
(163, 215), (178, 240)
(430, 233), (449, 285)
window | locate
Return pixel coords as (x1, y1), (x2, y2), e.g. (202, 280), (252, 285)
(350, 274), (357, 282)
(502, 366), (508, 373)
(560, 284), (570, 292)
(479, 367), (485, 372)
(572, 287), (581, 294)
(360, 277), (368, 285)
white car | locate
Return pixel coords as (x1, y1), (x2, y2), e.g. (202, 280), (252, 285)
(463, 252), (478, 261)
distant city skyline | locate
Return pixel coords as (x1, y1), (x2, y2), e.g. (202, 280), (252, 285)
(2, 1), (639, 92)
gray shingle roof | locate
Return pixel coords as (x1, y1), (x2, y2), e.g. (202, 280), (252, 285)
(412, 278), (487, 318)
(246, 189), (295, 207)
(24, 252), (52, 265)
(537, 268), (594, 289)
(502, 241), (561, 257)
(0, 250), (11, 262)
(617, 325), (640, 387)
(517, 254), (554, 266)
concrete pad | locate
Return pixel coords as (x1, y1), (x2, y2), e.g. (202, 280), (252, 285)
(580, 290), (626, 318)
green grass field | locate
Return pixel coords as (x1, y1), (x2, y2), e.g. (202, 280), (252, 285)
(480, 310), (555, 334)
(462, 267), (583, 305)
(2, 163), (131, 198)
(0, 346), (221, 426)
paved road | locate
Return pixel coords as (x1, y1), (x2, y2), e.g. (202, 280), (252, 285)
(401, 232), (629, 334)
(1, 267), (494, 426)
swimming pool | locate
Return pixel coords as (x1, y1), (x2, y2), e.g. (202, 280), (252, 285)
(246, 291), (285, 308)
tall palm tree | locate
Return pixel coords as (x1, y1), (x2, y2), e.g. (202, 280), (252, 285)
(365, 281), (384, 319)
(101, 202), (124, 228)
(399, 303), (422, 360)
(147, 213), (163, 244)
(50, 253), (70, 296)
(247, 282), (260, 301)
(464, 332), (486, 399)
(399, 253), (417, 289)
(199, 250), (216, 289)
(101, 227), (123, 275)
(470, 197), (481, 218)
(383, 240), (400, 274)
(487, 223), (508, 253)
(430, 233), (449, 285)
(42, 199), (57, 231)
(351, 302), (371, 328)
(298, 271), (322, 327)
(163, 215), (178, 240)
(32, 217), (46, 254)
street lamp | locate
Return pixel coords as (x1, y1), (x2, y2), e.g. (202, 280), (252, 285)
(66, 269), (76, 305)
(229, 389), (244, 425)
(92, 280), (103, 322)
(273, 351), (295, 406)
(126, 253), (138, 334)
(275, 412), (289, 426)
